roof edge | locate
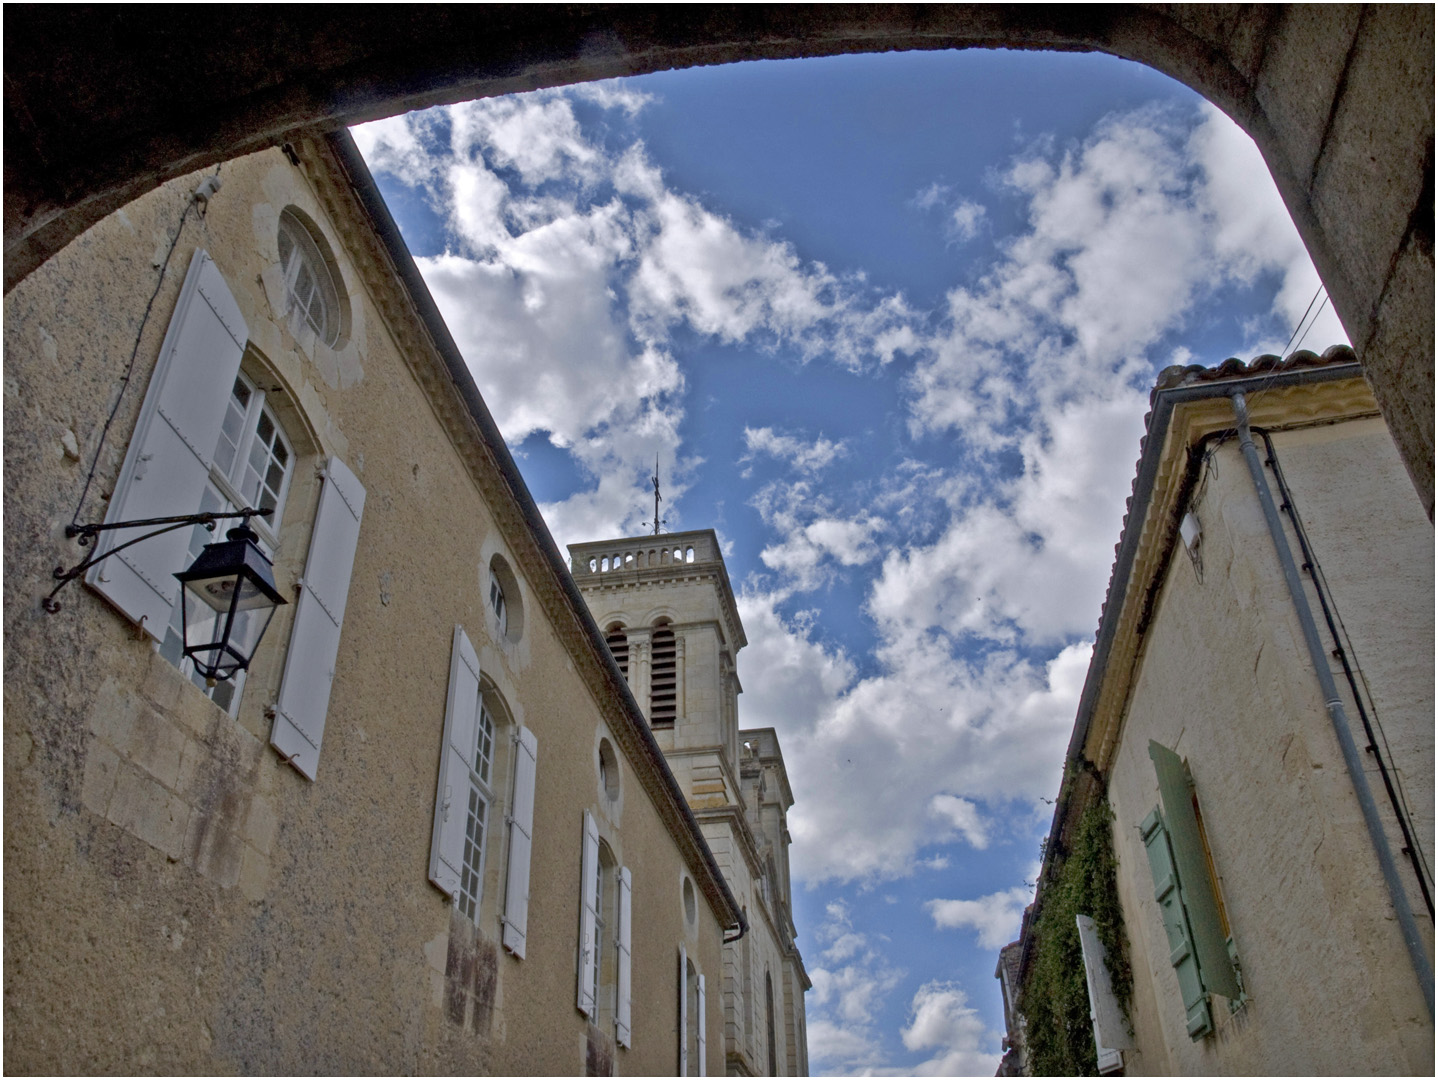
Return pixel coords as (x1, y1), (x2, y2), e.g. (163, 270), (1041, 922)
(323, 129), (744, 932)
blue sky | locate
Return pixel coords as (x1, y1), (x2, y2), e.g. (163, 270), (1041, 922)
(353, 49), (1345, 1076)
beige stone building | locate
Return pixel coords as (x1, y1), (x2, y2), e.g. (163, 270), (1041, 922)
(568, 532), (810, 1075)
(2, 132), (750, 1074)
(1008, 348), (1434, 1074)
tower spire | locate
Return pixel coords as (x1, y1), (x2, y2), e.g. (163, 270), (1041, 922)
(650, 455), (664, 536)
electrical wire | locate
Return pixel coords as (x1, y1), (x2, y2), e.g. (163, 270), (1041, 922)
(1289, 293), (1330, 355)
(1279, 283), (1325, 359)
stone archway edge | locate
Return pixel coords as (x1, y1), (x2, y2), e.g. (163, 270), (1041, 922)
(4, 5), (1431, 515)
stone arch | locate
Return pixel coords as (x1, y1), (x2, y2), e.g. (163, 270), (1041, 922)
(4, 7), (1431, 513)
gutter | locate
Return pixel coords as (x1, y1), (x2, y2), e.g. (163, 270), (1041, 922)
(324, 130), (746, 938)
(1233, 390), (1433, 1019)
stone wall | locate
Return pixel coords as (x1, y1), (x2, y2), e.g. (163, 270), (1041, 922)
(3, 145), (729, 1075)
(6, 7), (1433, 520)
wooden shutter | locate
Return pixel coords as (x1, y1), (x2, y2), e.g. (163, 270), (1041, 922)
(269, 455), (365, 779)
(697, 972), (707, 1077)
(427, 626), (481, 898)
(1148, 741), (1242, 999)
(88, 249), (247, 638)
(616, 866), (633, 1048)
(501, 725), (538, 957)
(678, 944), (688, 1076)
(577, 810), (600, 1017)
(1076, 913), (1134, 1073)
(1140, 807), (1212, 1038)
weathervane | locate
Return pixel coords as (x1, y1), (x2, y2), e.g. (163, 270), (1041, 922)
(644, 455), (667, 535)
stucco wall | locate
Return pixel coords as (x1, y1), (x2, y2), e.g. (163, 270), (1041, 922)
(4, 147), (726, 1075)
(1106, 421), (1433, 1075)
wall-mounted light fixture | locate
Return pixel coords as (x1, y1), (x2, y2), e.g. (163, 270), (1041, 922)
(45, 508), (287, 683)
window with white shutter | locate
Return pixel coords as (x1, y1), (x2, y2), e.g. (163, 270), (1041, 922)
(268, 454), (365, 779)
(616, 866), (633, 1048)
(502, 724), (538, 958)
(697, 972), (707, 1077)
(428, 626), (483, 903)
(88, 248), (248, 640)
(678, 945), (689, 1076)
(157, 369), (296, 714)
(578, 810), (601, 1017)
(93, 248), (355, 737)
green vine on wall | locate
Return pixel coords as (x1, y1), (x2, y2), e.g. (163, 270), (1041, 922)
(1019, 796), (1132, 1076)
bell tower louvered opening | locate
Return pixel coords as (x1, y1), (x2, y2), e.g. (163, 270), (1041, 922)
(650, 621), (677, 727)
(605, 624), (629, 680)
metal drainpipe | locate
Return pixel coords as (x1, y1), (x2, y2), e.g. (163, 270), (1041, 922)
(1232, 391), (1434, 1020)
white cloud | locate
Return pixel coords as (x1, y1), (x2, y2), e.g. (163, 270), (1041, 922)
(913, 183), (988, 244)
(356, 87), (917, 552)
(929, 795), (989, 850)
(899, 981), (1003, 1076)
(751, 483), (883, 592)
(926, 886), (1033, 949)
(806, 901), (906, 1074)
(1187, 102), (1349, 353)
(947, 199), (987, 244)
(740, 593), (1086, 882)
(743, 426), (847, 474)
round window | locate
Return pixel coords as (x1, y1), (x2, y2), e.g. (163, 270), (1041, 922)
(682, 876), (697, 927)
(278, 208), (343, 347)
(598, 738), (619, 801)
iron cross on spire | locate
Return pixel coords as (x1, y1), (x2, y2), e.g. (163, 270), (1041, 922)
(645, 455), (667, 535)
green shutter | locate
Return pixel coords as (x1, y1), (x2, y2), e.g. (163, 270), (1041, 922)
(1148, 742), (1242, 1000)
(1140, 807), (1212, 1038)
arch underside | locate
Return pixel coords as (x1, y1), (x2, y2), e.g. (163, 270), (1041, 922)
(5, 5), (1431, 514)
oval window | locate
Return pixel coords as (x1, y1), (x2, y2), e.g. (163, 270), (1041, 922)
(278, 209), (342, 347)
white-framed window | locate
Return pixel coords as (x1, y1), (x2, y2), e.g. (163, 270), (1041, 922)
(431, 626), (539, 954)
(489, 569), (508, 638)
(457, 700), (498, 921)
(158, 370), (294, 713)
(89, 248), (366, 782)
(485, 554), (524, 644)
(679, 948), (706, 1076)
(278, 208), (341, 347)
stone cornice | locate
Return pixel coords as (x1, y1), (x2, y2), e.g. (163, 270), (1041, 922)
(296, 132), (742, 931)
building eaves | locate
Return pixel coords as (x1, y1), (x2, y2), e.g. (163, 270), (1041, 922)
(319, 129), (745, 936)
(1065, 343), (1362, 769)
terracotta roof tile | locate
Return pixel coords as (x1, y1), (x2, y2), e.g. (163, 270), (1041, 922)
(1096, 344), (1359, 646)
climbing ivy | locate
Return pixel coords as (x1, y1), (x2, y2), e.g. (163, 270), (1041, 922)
(1019, 795), (1131, 1076)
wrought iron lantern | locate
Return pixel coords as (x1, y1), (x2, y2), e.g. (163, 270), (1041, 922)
(45, 507), (287, 684)
(174, 520), (287, 682)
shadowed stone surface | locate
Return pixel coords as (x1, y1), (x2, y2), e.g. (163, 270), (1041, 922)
(4, 5), (1431, 511)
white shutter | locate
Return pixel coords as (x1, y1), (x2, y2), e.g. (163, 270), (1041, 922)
(577, 810), (600, 1016)
(678, 944), (688, 1076)
(501, 724), (538, 957)
(697, 973), (707, 1077)
(427, 626), (481, 898)
(269, 455), (365, 779)
(1077, 913), (1134, 1073)
(88, 249), (247, 638)
(616, 866), (633, 1048)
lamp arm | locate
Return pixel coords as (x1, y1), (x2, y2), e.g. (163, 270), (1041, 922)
(43, 507), (271, 613)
